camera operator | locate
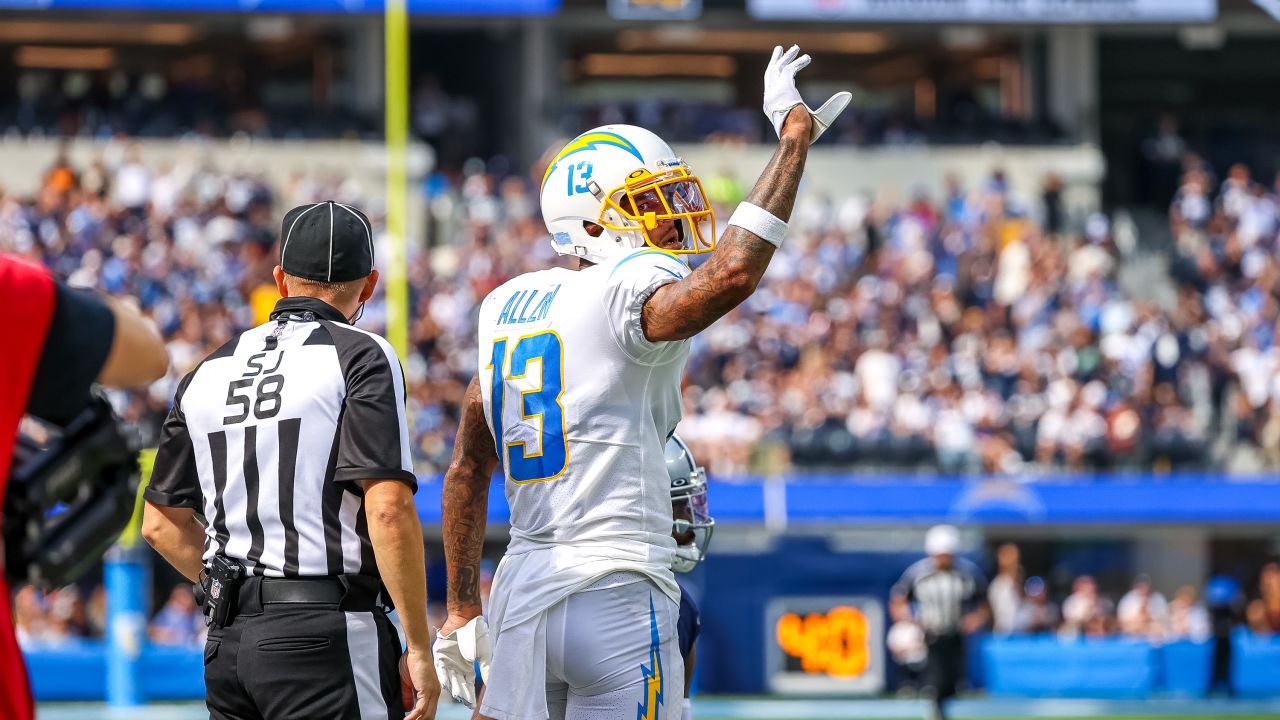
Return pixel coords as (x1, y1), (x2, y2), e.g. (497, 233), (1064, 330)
(1, 253), (168, 720)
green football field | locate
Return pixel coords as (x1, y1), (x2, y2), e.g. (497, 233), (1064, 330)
(37, 699), (1280, 720)
(42, 707), (1280, 712)
(691, 712), (1280, 717)
(32, 707), (1280, 717)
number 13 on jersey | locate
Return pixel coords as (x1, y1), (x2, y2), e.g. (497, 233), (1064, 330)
(487, 331), (569, 483)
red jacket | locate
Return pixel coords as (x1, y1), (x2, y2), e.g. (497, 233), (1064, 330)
(0, 255), (58, 720)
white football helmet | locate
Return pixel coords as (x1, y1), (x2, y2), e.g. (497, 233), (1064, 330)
(666, 433), (714, 573)
(540, 125), (716, 265)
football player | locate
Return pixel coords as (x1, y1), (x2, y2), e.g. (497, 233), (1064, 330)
(434, 45), (849, 720)
(666, 434), (714, 720)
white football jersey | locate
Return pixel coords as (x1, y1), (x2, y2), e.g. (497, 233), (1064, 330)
(477, 247), (691, 629)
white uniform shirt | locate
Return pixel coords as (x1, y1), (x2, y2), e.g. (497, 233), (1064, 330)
(476, 248), (690, 630)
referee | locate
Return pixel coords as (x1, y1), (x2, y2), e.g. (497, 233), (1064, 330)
(890, 525), (989, 720)
(142, 201), (440, 720)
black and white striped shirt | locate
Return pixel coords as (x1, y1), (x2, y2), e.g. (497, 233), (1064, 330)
(892, 557), (988, 635)
(145, 296), (414, 578)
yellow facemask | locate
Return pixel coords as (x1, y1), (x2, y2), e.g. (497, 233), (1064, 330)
(596, 165), (716, 255)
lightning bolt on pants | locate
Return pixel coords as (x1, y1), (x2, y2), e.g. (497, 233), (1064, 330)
(480, 571), (682, 720)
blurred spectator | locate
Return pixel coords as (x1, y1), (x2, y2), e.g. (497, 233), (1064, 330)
(1061, 575), (1114, 638)
(1142, 115), (1187, 207)
(44, 587), (91, 642)
(1245, 562), (1280, 634)
(1011, 577), (1060, 635)
(1218, 164), (1255, 222)
(12, 586), (94, 647)
(988, 543), (1023, 636)
(1170, 169), (1211, 253)
(1167, 585), (1211, 642)
(1117, 574), (1170, 640)
(13, 587), (49, 648)
(87, 585), (108, 639)
(148, 585), (205, 647)
(1206, 575), (1246, 689)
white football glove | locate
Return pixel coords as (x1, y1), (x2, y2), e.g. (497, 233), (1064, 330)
(432, 616), (492, 708)
(762, 44), (852, 144)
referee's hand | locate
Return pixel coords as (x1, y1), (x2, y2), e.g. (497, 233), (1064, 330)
(399, 647), (441, 720)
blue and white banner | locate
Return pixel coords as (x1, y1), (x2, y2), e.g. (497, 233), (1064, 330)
(608, 0), (700, 21)
(748, 0), (1216, 23)
(0, 0), (558, 13)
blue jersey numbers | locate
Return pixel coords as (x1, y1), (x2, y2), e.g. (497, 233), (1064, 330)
(487, 332), (568, 483)
(566, 161), (594, 196)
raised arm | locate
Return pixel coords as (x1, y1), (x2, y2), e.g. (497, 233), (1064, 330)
(641, 110), (810, 341)
(641, 45), (849, 342)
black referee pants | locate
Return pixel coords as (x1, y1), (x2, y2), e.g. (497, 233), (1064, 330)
(204, 602), (403, 720)
(924, 631), (964, 705)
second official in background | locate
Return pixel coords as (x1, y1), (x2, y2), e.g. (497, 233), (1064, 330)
(890, 525), (989, 720)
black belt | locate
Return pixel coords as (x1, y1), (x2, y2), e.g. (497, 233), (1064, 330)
(233, 575), (391, 616)
(260, 577), (346, 605)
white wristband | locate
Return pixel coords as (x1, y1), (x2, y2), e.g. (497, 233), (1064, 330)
(681, 698), (693, 720)
(727, 201), (788, 248)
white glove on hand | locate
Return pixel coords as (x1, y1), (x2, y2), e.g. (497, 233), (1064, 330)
(432, 616), (493, 708)
(762, 44), (852, 144)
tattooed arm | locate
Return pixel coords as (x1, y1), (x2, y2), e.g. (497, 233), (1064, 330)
(641, 106), (812, 341)
(440, 376), (499, 632)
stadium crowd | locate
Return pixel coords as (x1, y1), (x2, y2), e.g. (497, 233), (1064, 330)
(4, 138), (1280, 479)
(3, 68), (1056, 150)
(565, 96), (1065, 148)
(2, 69), (373, 141)
(14, 582), (205, 649)
(981, 546), (1280, 641)
(985, 543), (1222, 642)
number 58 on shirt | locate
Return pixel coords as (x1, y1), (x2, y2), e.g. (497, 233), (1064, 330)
(488, 331), (569, 483)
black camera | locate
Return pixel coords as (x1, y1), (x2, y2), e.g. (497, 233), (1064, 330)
(4, 394), (140, 589)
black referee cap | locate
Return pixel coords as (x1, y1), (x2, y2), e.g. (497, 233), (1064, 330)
(279, 201), (374, 283)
